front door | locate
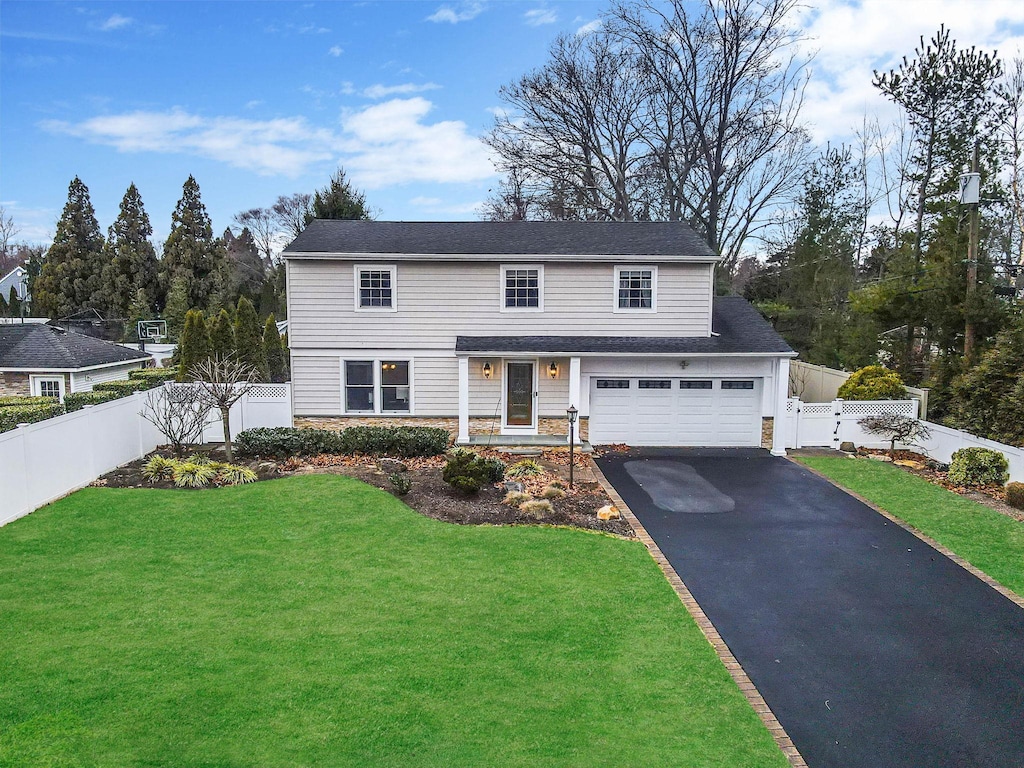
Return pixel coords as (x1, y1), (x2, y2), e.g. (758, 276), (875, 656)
(505, 361), (534, 428)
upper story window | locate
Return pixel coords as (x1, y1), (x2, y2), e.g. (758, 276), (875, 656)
(615, 266), (657, 312)
(501, 265), (543, 311)
(355, 265), (396, 310)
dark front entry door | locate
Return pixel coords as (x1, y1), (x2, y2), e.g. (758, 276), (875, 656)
(506, 362), (534, 427)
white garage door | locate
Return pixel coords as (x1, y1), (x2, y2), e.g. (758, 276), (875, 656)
(588, 377), (762, 447)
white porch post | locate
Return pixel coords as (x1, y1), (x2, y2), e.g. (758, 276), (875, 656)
(771, 356), (790, 456)
(458, 356), (470, 444)
(568, 356), (581, 443)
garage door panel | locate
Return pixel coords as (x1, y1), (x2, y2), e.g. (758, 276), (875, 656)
(590, 378), (760, 447)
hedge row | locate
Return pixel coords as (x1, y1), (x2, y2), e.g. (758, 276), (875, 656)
(128, 368), (178, 384)
(0, 402), (66, 433)
(93, 379), (156, 396)
(235, 426), (451, 459)
(0, 396), (57, 408)
(64, 390), (122, 413)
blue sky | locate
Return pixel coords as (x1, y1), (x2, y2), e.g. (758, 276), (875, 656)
(2, 0), (1023, 247)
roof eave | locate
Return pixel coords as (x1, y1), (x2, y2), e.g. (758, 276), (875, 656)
(282, 250), (720, 263)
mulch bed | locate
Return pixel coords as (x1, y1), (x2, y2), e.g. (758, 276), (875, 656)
(95, 447), (634, 537)
(856, 448), (1024, 523)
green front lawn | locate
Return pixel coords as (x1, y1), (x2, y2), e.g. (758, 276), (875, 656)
(798, 457), (1024, 597)
(0, 475), (787, 768)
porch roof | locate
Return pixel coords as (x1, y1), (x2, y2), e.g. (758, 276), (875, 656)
(455, 297), (795, 356)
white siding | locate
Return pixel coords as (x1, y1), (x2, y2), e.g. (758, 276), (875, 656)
(292, 354), (341, 415)
(414, 357), (460, 415)
(70, 362), (145, 393)
(288, 260), (713, 350)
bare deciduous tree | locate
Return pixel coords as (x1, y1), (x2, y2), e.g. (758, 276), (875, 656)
(858, 413), (931, 456)
(140, 384), (212, 457)
(0, 207), (20, 274)
(272, 193), (314, 239)
(191, 355), (257, 461)
(233, 207), (279, 265)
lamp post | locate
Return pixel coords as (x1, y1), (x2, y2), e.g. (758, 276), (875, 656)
(566, 405), (578, 489)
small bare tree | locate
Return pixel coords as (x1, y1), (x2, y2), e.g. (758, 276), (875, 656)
(191, 355), (257, 461)
(858, 414), (931, 457)
(140, 384), (212, 457)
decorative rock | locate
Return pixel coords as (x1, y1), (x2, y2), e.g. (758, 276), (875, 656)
(839, 441), (856, 453)
(894, 459), (926, 470)
(597, 505), (620, 520)
(378, 458), (408, 474)
(868, 454), (894, 462)
(926, 459), (949, 472)
(503, 480), (525, 493)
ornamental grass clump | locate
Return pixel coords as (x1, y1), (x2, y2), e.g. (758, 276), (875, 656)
(506, 459), (544, 478)
(519, 499), (554, 517)
(503, 491), (532, 507)
(142, 455), (256, 488)
(541, 485), (566, 500)
(172, 461), (218, 488)
(141, 455), (176, 482)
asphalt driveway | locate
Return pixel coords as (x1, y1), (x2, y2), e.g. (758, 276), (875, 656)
(596, 448), (1024, 768)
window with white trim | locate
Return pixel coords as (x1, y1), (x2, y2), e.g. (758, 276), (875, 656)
(31, 376), (64, 401)
(615, 266), (656, 310)
(344, 360), (412, 413)
(355, 266), (396, 309)
(501, 265), (543, 310)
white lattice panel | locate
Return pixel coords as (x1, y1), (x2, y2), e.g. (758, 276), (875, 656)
(248, 385), (289, 401)
(802, 403), (834, 415)
(841, 400), (916, 417)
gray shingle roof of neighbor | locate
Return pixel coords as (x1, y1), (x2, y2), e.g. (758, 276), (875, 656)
(0, 323), (150, 370)
(455, 297), (795, 355)
(283, 220), (719, 259)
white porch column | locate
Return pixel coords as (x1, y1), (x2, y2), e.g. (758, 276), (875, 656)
(457, 356), (470, 444)
(771, 356), (790, 456)
(568, 356), (582, 444)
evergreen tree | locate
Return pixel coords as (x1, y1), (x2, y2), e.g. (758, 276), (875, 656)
(163, 273), (192, 340)
(209, 308), (234, 360)
(126, 288), (150, 342)
(305, 167), (372, 224)
(233, 296), (266, 379)
(218, 227), (266, 309)
(178, 309), (211, 381)
(33, 177), (107, 318)
(100, 183), (161, 319)
(7, 287), (20, 319)
(162, 176), (226, 313)
(0, 290), (7, 317)
(262, 314), (286, 383)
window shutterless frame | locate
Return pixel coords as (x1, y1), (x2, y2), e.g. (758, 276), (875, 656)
(30, 375), (65, 402)
(612, 265), (657, 313)
(499, 264), (544, 312)
(341, 358), (414, 414)
(353, 264), (398, 312)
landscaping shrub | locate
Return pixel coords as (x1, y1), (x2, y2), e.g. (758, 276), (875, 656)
(947, 447), (1010, 487)
(519, 499), (554, 516)
(235, 425), (450, 459)
(837, 366), (907, 401)
(128, 368), (178, 385)
(172, 461), (217, 488)
(506, 458), (544, 478)
(208, 462), (258, 485)
(0, 395), (55, 407)
(147, 455), (256, 488)
(442, 450), (501, 495)
(64, 390), (121, 412)
(542, 485), (566, 500)
(1006, 482), (1024, 511)
(142, 456), (176, 482)
(93, 379), (153, 396)
(388, 472), (412, 496)
(0, 402), (65, 433)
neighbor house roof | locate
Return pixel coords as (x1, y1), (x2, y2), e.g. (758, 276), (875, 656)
(0, 323), (150, 371)
(283, 220), (718, 261)
(455, 297), (794, 356)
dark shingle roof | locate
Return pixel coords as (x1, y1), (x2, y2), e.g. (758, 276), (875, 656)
(284, 220), (718, 259)
(455, 297), (794, 355)
(0, 324), (150, 370)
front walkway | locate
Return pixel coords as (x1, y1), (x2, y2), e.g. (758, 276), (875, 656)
(596, 448), (1024, 768)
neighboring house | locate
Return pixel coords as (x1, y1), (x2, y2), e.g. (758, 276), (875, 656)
(0, 266), (29, 304)
(283, 221), (796, 453)
(0, 323), (150, 401)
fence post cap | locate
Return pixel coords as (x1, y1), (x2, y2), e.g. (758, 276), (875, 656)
(16, 422), (29, 428)
(82, 404), (94, 409)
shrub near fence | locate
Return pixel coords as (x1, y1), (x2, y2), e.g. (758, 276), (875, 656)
(235, 426), (451, 459)
(64, 390), (121, 412)
(93, 379), (155, 396)
(0, 396), (57, 408)
(0, 402), (67, 433)
(128, 368), (178, 384)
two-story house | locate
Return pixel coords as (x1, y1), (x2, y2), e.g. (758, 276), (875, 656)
(283, 221), (795, 454)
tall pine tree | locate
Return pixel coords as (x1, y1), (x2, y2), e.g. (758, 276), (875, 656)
(33, 177), (107, 319)
(162, 176), (225, 314)
(305, 167), (372, 223)
(233, 296), (266, 380)
(262, 314), (286, 383)
(178, 309), (211, 381)
(209, 308), (235, 360)
(101, 183), (161, 320)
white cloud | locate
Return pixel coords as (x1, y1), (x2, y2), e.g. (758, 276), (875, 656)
(363, 82), (441, 99)
(328, 45), (343, 57)
(575, 19), (601, 36)
(524, 8), (557, 26)
(426, 2), (484, 24)
(339, 97), (495, 188)
(339, 81), (356, 95)
(795, 0), (1024, 143)
(99, 14), (132, 31)
(244, 100), (264, 110)
(40, 109), (335, 177)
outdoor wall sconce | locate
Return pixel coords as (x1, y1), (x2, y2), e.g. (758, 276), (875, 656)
(548, 361), (559, 379)
(482, 362), (493, 379)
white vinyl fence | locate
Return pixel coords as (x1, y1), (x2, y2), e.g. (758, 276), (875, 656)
(786, 397), (1024, 483)
(0, 383), (291, 526)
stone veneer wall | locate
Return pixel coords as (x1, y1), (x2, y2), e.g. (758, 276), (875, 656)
(294, 415), (590, 442)
(761, 417), (773, 449)
(0, 372), (31, 397)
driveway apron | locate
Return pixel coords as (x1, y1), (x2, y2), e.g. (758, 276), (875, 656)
(596, 448), (1024, 768)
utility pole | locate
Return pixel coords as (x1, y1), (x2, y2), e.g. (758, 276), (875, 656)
(963, 140), (981, 365)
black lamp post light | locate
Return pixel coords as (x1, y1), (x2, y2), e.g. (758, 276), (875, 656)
(566, 405), (578, 489)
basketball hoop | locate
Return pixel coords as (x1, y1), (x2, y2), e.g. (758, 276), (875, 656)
(137, 320), (167, 343)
